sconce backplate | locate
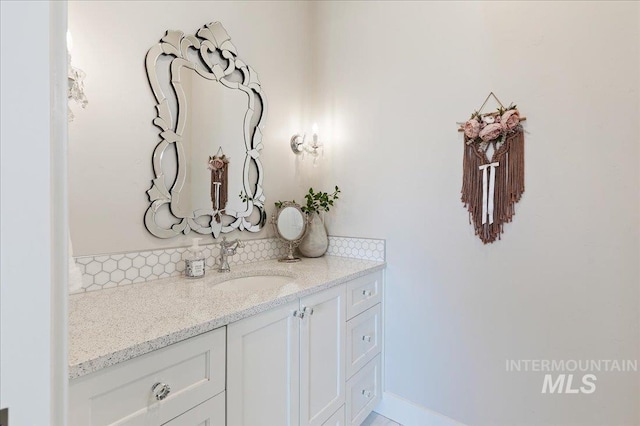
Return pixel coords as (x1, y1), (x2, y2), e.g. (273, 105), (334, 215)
(290, 134), (305, 155)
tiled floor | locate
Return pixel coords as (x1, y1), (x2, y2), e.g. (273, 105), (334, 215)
(361, 411), (402, 426)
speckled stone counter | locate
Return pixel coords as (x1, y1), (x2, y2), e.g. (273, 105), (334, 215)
(69, 256), (385, 380)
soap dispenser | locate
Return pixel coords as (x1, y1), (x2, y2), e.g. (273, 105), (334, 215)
(185, 238), (205, 278)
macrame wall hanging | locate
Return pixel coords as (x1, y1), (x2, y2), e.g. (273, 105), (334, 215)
(208, 148), (229, 223)
(458, 92), (526, 244)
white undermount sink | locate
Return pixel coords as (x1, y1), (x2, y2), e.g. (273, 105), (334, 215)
(215, 274), (295, 291)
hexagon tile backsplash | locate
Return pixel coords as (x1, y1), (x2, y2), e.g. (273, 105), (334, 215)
(73, 236), (385, 293)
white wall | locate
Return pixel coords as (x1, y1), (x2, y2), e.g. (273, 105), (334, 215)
(67, 1), (640, 424)
(0, 1), (68, 424)
(68, 0), (317, 256)
(313, 2), (640, 425)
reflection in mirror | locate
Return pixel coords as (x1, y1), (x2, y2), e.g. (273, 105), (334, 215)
(176, 68), (246, 216)
(277, 207), (305, 240)
(272, 202), (308, 263)
(145, 22), (267, 239)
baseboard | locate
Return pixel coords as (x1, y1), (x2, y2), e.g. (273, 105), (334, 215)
(375, 392), (467, 426)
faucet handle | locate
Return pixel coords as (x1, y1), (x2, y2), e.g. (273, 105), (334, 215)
(217, 237), (243, 249)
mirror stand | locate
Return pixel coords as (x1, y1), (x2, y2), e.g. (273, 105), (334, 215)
(271, 202), (308, 263)
(280, 241), (302, 263)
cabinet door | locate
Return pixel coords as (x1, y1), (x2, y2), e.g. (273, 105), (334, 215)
(227, 301), (300, 426)
(300, 285), (346, 426)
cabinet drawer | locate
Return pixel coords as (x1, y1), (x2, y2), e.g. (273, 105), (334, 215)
(346, 271), (382, 319)
(322, 405), (346, 426)
(346, 354), (381, 426)
(70, 328), (226, 426)
(346, 304), (381, 379)
(162, 392), (225, 426)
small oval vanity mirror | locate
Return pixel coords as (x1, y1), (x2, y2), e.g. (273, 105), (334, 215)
(272, 202), (308, 263)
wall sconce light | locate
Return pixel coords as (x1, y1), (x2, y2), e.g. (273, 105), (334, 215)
(290, 123), (323, 165)
(67, 30), (88, 122)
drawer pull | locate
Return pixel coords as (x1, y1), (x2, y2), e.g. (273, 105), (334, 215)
(293, 310), (305, 319)
(151, 382), (171, 401)
(361, 389), (372, 398)
(303, 306), (314, 316)
(362, 289), (372, 297)
(362, 335), (372, 342)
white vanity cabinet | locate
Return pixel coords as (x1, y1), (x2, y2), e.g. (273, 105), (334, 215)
(69, 269), (384, 426)
(227, 271), (383, 426)
(69, 328), (226, 426)
(227, 284), (346, 426)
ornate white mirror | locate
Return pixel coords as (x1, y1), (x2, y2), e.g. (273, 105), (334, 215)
(272, 202), (308, 263)
(144, 22), (266, 239)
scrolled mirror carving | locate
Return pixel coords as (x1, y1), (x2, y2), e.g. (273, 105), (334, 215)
(145, 22), (267, 239)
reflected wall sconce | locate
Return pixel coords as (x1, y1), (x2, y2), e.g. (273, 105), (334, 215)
(290, 123), (323, 165)
(67, 31), (88, 122)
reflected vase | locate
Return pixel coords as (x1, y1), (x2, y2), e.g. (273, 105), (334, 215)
(298, 213), (329, 258)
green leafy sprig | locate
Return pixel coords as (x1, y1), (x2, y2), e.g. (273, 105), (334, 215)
(497, 103), (517, 116)
(274, 200), (294, 209)
(301, 186), (341, 215)
(274, 186), (341, 215)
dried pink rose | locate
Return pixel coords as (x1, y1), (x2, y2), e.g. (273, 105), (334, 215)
(501, 109), (520, 131)
(464, 119), (481, 139)
(479, 123), (503, 142)
(208, 158), (225, 170)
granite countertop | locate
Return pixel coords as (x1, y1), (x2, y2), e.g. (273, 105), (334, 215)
(69, 256), (385, 380)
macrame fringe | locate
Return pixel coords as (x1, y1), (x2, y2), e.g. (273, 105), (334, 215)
(461, 129), (525, 244)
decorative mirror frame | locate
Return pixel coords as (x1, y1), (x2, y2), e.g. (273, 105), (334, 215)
(271, 202), (309, 263)
(144, 22), (267, 238)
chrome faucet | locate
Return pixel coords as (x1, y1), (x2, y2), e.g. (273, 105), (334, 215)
(218, 237), (243, 272)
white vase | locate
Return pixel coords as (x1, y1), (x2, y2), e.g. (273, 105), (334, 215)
(298, 213), (329, 258)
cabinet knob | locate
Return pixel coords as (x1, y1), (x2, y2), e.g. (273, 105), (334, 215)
(362, 335), (372, 342)
(362, 289), (372, 297)
(361, 389), (372, 398)
(152, 382), (171, 401)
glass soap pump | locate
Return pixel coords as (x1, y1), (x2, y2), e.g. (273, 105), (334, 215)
(185, 238), (205, 278)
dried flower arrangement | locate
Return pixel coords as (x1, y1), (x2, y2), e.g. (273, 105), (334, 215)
(458, 94), (526, 244)
(463, 104), (521, 146)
